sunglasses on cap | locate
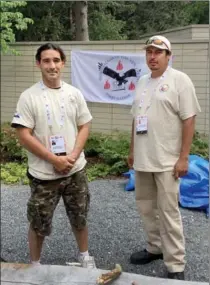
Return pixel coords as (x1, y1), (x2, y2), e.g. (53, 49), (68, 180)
(145, 38), (169, 50)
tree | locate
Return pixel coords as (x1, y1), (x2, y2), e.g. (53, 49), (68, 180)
(0, 1), (33, 54)
(73, 1), (89, 41)
(15, 1), (89, 41)
(14, 1), (209, 42)
(125, 1), (209, 39)
(184, 1), (209, 24)
(125, 2), (190, 39)
(88, 1), (130, 40)
(16, 1), (126, 41)
(15, 1), (73, 41)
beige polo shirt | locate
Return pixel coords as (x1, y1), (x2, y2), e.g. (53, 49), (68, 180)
(131, 67), (201, 172)
(11, 81), (92, 180)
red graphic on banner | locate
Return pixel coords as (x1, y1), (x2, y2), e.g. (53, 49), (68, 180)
(116, 60), (123, 70)
(128, 81), (135, 90)
(104, 80), (110, 89)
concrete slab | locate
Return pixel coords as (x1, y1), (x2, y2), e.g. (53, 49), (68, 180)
(1, 263), (208, 285)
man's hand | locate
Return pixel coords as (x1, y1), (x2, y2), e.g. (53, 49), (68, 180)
(127, 152), (134, 169)
(53, 154), (79, 175)
(173, 157), (188, 179)
(53, 155), (75, 173)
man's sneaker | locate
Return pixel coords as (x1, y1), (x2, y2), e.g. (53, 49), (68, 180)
(130, 249), (163, 265)
(167, 271), (185, 280)
(78, 255), (96, 269)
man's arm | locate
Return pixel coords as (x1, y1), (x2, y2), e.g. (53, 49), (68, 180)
(127, 119), (135, 168)
(180, 116), (195, 159)
(173, 116), (195, 179)
(16, 127), (73, 171)
(129, 120), (134, 154)
(70, 121), (91, 160)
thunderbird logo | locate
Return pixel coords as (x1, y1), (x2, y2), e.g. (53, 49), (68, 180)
(98, 56), (141, 100)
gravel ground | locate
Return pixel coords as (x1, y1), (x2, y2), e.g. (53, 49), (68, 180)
(1, 180), (209, 282)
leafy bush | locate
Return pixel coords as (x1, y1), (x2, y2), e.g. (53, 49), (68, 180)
(84, 131), (130, 176)
(1, 162), (29, 185)
(0, 122), (27, 162)
(84, 132), (106, 157)
(0, 124), (208, 185)
(86, 163), (111, 181)
(190, 131), (208, 159)
(85, 131), (129, 175)
(99, 132), (129, 165)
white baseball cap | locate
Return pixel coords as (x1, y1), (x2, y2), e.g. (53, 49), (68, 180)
(144, 35), (171, 52)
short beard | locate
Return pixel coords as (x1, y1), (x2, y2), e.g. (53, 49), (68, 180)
(150, 67), (159, 70)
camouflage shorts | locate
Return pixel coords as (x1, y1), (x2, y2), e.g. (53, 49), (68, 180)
(27, 168), (90, 236)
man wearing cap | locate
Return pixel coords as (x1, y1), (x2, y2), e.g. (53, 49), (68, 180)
(128, 35), (201, 280)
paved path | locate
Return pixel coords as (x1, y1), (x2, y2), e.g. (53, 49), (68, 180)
(1, 180), (209, 282)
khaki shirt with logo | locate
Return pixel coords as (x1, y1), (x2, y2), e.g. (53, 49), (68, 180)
(11, 82), (92, 180)
(131, 67), (201, 172)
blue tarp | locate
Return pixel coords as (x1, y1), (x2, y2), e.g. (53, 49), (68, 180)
(179, 155), (209, 217)
(123, 155), (209, 217)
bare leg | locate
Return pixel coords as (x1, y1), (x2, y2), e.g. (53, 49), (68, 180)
(70, 226), (97, 268)
(72, 226), (88, 252)
(28, 225), (45, 262)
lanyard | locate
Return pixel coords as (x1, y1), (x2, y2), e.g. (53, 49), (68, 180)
(139, 67), (169, 111)
(40, 81), (65, 129)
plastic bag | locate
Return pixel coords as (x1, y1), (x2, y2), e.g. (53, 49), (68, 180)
(123, 155), (209, 217)
(123, 169), (135, 191)
(179, 155), (209, 217)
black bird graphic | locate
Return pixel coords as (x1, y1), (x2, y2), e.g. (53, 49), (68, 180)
(103, 67), (137, 86)
(98, 63), (137, 86)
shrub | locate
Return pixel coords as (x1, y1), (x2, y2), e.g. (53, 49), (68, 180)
(0, 122), (27, 162)
(1, 162), (28, 185)
(86, 163), (111, 181)
(84, 131), (130, 175)
(98, 132), (130, 175)
(84, 132), (106, 157)
(0, 124), (208, 185)
(190, 131), (208, 159)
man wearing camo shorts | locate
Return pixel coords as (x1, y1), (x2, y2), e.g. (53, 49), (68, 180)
(11, 43), (95, 268)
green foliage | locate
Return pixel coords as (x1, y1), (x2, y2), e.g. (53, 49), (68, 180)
(190, 132), (209, 159)
(15, 1), (73, 41)
(184, 1), (209, 24)
(99, 133), (129, 165)
(88, 10), (127, 40)
(126, 2), (191, 39)
(84, 132), (106, 157)
(85, 131), (130, 176)
(1, 162), (28, 184)
(1, 127), (208, 185)
(0, 1), (33, 54)
(0, 122), (27, 162)
(86, 163), (111, 181)
(14, 1), (209, 41)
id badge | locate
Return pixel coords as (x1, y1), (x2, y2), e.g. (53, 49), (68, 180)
(49, 135), (66, 156)
(136, 115), (148, 134)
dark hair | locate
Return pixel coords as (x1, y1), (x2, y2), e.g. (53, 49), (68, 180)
(35, 43), (66, 63)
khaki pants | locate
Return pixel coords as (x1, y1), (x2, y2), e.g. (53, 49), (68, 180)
(135, 171), (186, 273)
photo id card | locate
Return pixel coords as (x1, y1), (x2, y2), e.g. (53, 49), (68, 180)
(136, 115), (148, 134)
(49, 135), (66, 156)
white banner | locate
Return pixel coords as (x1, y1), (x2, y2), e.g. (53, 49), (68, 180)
(71, 50), (150, 105)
